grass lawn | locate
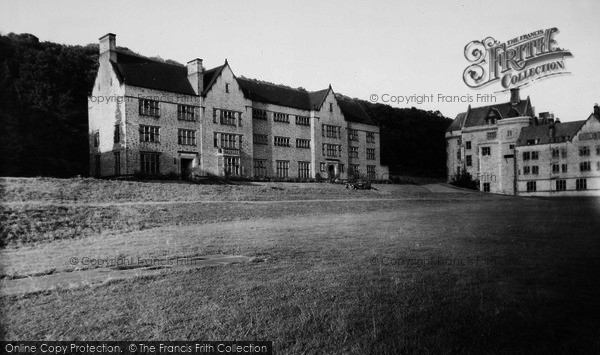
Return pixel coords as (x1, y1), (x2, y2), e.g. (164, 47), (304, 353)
(1, 178), (600, 353)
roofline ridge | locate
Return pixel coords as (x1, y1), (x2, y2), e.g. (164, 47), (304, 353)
(236, 76), (310, 93)
(115, 49), (186, 68)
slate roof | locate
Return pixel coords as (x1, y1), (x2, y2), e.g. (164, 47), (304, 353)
(516, 120), (586, 146)
(335, 95), (376, 125)
(203, 64), (226, 93)
(113, 52), (196, 95)
(109, 51), (376, 125)
(447, 97), (533, 131)
(236, 78), (319, 111)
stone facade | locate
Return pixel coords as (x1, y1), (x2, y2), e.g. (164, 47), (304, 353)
(516, 112), (600, 196)
(446, 88), (600, 196)
(88, 33), (387, 180)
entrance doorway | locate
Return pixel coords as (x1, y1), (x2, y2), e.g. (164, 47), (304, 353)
(181, 158), (193, 180)
(327, 164), (336, 181)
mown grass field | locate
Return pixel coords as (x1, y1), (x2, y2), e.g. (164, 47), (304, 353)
(1, 177), (600, 353)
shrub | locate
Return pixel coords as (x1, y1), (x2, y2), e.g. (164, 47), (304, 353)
(449, 170), (479, 190)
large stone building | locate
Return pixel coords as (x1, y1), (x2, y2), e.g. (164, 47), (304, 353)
(89, 34), (387, 180)
(446, 88), (600, 196)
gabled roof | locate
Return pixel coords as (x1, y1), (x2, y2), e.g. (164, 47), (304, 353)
(308, 88), (330, 110)
(335, 95), (376, 125)
(203, 64), (226, 94)
(516, 120), (586, 146)
(447, 97), (533, 131)
(447, 112), (467, 132)
(112, 52), (196, 95)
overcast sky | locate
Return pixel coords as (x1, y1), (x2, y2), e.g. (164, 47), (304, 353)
(1, 0), (599, 121)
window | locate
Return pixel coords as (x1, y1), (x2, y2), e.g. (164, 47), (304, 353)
(296, 139), (310, 149)
(254, 159), (267, 177)
(298, 161), (310, 179)
(466, 155), (472, 166)
(323, 144), (342, 158)
(552, 164), (560, 174)
(531, 151), (539, 160)
(273, 112), (289, 123)
(276, 160), (289, 178)
(349, 146), (359, 158)
(296, 116), (310, 126)
(580, 161), (591, 172)
(457, 138), (462, 146)
(487, 132), (497, 140)
(139, 99), (159, 117)
(596, 145), (600, 155)
(367, 148), (376, 160)
(561, 148), (567, 158)
(139, 125), (160, 143)
(507, 130), (513, 138)
(349, 164), (360, 176)
(532, 166), (539, 175)
(329, 103), (333, 112)
(114, 124), (120, 143)
(274, 136), (290, 147)
(465, 141), (472, 150)
(523, 166), (531, 175)
(576, 178), (587, 190)
(551, 148), (559, 158)
(253, 134), (268, 145)
(367, 165), (376, 179)
(339, 164), (345, 173)
(366, 132), (375, 144)
(556, 180), (566, 191)
(509, 144), (515, 150)
(348, 129), (359, 142)
(252, 109), (267, 120)
(140, 152), (160, 175)
(320, 162), (326, 172)
(526, 181), (537, 192)
(177, 105), (196, 121)
(561, 163), (568, 173)
(178, 129), (196, 146)
(523, 152), (530, 161)
(322, 124), (341, 139)
(483, 182), (490, 192)
(224, 157), (240, 176)
(579, 146), (590, 156)
(225, 83), (230, 93)
(218, 133), (239, 149)
(93, 131), (100, 147)
(218, 109), (238, 126)
(597, 161), (600, 171)
(456, 150), (461, 160)
(114, 152), (121, 175)
(481, 147), (491, 156)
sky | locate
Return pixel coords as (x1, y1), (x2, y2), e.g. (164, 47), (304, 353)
(1, 0), (599, 122)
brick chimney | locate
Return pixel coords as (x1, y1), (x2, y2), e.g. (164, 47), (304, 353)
(510, 87), (520, 105)
(99, 33), (116, 62)
(187, 58), (204, 96)
(594, 103), (600, 117)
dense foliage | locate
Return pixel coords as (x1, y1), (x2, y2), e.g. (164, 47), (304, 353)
(0, 32), (452, 178)
(359, 101), (452, 177)
(0, 33), (98, 177)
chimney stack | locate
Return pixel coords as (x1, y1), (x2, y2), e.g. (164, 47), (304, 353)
(187, 58), (204, 96)
(99, 33), (116, 62)
(510, 87), (520, 105)
(594, 103), (600, 117)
